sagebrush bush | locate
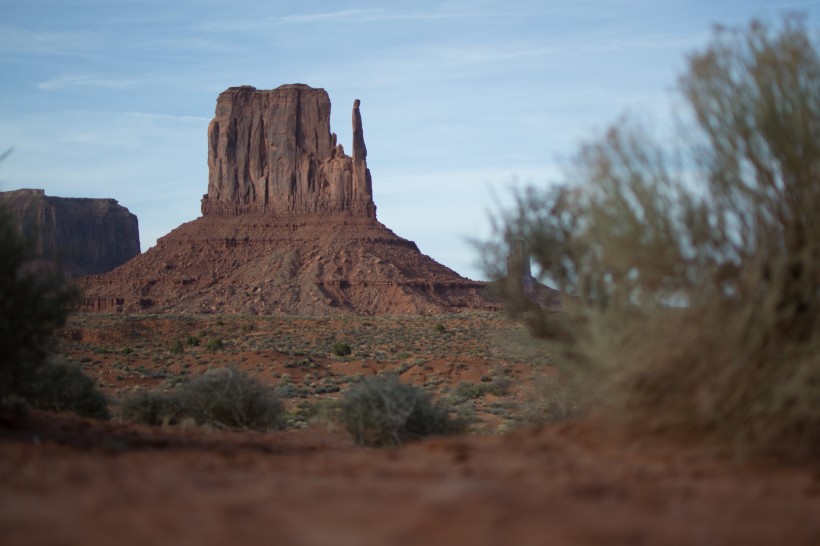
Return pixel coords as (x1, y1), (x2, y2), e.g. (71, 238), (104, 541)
(180, 368), (282, 430)
(169, 339), (184, 355)
(484, 17), (820, 456)
(332, 342), (352, 357)
(122, 368), (282, 431)
(339, 374), (461, 447)
(120, 390), (182, 426)
(205, 338), (223, 352)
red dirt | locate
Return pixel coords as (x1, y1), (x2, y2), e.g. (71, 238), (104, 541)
(2, 412), (819, 546)
(4, 313), (819, 545)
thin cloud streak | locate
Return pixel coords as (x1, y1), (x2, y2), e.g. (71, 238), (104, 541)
(37, 76), (145, 91)
(0, 25), (98, 56)
(194, 7), (482, 32)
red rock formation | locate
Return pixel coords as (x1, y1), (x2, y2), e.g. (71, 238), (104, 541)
(81, 84), (498, 315)
(0, 188), (140, 278)
(202, 84), (375, 217)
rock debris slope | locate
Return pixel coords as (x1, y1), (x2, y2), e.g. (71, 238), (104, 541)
(82, 84), (497, 315)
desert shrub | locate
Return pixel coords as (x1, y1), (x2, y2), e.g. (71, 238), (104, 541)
(169, 339), (184, 354)
(186, 335), (200, 346)
(28, 358), (110, 419)
(434, 323), (446, 333)
(339, 374), (460, 447)
(483, 18), (820, 456)
(450, 378), (511, 403)
(178, 368), (282, 430)
(205, 338), (224, 352)
(332, 342), (352, 357)
(120, 390), (182, 426)
(121, 368), (282, 430)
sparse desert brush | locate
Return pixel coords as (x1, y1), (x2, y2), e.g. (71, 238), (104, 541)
(121, 390), (182, 426)
(331, 342), (352, 357)
(205, 338), (224, 352)
(121, 368), (282, 431)
(484, 17), (820, 456)
(169, 339), (184, 354)
(178, 368), (282, 430)
(339, 374), (461, 447)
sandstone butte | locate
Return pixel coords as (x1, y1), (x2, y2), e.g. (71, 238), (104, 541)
(0, 188), (140, 278)
(82, 84), (501, 315)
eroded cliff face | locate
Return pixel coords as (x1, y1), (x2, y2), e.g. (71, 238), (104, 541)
(0, 189), (140, 278)
(202, 84), (375, 217)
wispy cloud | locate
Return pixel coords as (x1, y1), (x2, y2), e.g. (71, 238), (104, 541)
(0, 25), (98, 56)
(194, 8), (480, 32)
(37, 76), (144, 91)
(281, 8), (387, 24)
(282, 8), (477, 24)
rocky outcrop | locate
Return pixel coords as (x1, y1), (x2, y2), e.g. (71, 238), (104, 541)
(202, 84), (375, 217)
(82, 84), (499, 315)
(0, 188), (140, 278)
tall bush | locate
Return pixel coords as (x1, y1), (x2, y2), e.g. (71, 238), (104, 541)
(485, 17), (820, 455)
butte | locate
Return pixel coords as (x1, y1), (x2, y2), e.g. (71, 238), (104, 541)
(82, 84), (499, 315)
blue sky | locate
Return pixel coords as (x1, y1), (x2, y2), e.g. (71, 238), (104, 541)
(1, 0), (818, 280)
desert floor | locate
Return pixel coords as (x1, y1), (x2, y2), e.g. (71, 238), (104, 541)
(2, 312), (819, 545)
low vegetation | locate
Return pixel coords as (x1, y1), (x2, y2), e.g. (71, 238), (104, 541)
(485, 17), (820, 456)
(338, 374), (461, 447)
(122, 368), (282, 431)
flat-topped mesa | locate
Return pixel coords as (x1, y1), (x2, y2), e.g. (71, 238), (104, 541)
(202, 84), (376, 217)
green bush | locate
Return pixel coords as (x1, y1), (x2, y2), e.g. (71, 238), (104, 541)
(185, 335), (200, 346)
(338, 374), (460, 447)
(484, 17), (820, 456)
(331, 342), (352, 357)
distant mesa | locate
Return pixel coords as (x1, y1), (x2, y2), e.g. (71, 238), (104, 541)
(82, 84), (500, 315)
(0, 188), (140, 278)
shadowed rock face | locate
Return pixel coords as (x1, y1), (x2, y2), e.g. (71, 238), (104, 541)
(203, 84), (375, 217)
(82, 84), (499, 315)
(0, 189), (140, 278)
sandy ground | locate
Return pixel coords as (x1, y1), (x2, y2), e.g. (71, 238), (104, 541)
(2, 411), (819, 546)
